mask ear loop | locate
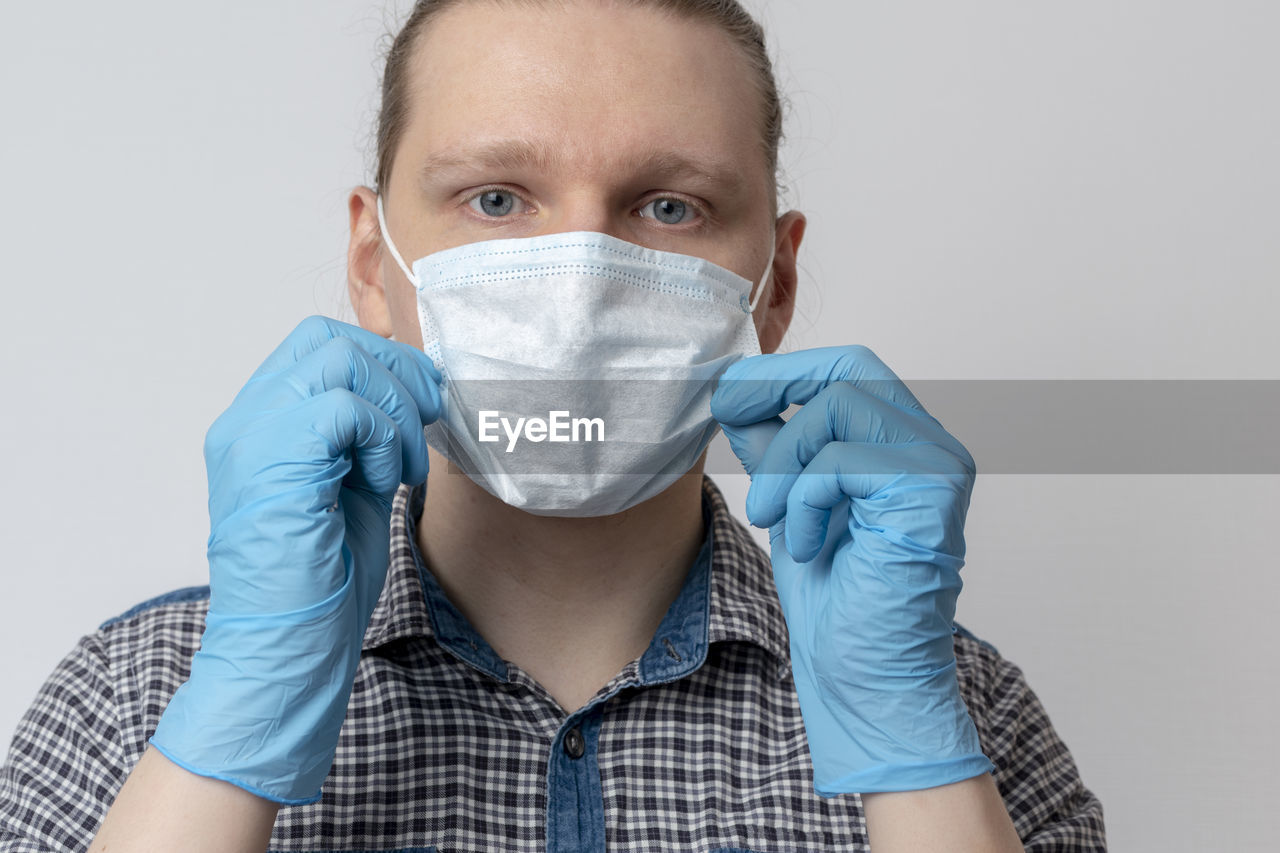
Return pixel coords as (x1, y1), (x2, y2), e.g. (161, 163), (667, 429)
(375, 195), (421, 288)
(747, 240), (778, 313)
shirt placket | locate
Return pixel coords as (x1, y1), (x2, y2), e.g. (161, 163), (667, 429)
(545, 701), (608, 853)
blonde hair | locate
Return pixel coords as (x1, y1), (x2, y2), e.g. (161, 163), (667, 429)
(374, 0), (783, 197)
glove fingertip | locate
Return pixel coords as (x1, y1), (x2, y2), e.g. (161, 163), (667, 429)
(712, 355), (777, 423)
(709, 384), (742, 424)
(720, 424), (756, 477)
(783, 525), (820, 564)
(412, 434), (432, 485)
(744, 484), (769, 527)
(403, 458), (427, 488)
(749, 504), (786, 530)
(405, 343), (441, 381)
(746, 476), (787, 529)
(423, 378), (444, 425)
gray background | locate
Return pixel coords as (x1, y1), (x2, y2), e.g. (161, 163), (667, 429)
(2, 1), (1277, 849)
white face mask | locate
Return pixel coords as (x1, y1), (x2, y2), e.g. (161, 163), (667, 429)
(377, 196), (772, 516)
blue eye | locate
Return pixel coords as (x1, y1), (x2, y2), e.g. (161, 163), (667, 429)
(642, 197), (692, 225)
(470, 190), (518, 217)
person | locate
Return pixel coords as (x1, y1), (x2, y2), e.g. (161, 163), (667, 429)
(0, 1), (1105, 851)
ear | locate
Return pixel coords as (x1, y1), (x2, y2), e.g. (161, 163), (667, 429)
(755, 210), (806, 354)
(347, 186), (394, 337)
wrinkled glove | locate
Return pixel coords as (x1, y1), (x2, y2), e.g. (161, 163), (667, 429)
(149, 316), (442, 804)
(712, 345), (995, 795)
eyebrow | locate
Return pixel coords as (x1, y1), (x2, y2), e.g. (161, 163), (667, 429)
(416, 139), (746, 196)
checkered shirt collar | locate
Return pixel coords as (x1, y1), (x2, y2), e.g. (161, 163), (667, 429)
(361, 476), (790, 672)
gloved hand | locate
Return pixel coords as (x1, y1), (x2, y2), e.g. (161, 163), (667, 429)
(149, 316), (442, 804)
(711, 345), (995, 796)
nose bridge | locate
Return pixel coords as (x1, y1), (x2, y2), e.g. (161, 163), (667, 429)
(546, 187), (620, 239)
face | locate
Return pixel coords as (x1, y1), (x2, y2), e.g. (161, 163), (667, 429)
(348, 0), (805, 352)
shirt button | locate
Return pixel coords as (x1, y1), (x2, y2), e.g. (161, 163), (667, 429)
(563, 727), (585, 759)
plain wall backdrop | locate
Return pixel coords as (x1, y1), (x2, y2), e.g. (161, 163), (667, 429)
(2, 1), (1277, 849)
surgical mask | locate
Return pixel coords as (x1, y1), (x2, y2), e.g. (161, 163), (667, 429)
(377, 196), (772, 516)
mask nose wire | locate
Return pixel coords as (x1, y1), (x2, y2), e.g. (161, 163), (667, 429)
(376, 195), (420, 289)
(747, 239), (777, 313)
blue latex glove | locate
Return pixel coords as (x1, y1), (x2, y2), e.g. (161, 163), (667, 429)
(149, 316), (442, 804)
(711, 345), (995, 796)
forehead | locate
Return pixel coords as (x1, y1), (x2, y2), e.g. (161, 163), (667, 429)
(395, 0), (768, 189)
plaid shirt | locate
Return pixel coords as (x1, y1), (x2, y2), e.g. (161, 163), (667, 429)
(1, 477), (1105, 852)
